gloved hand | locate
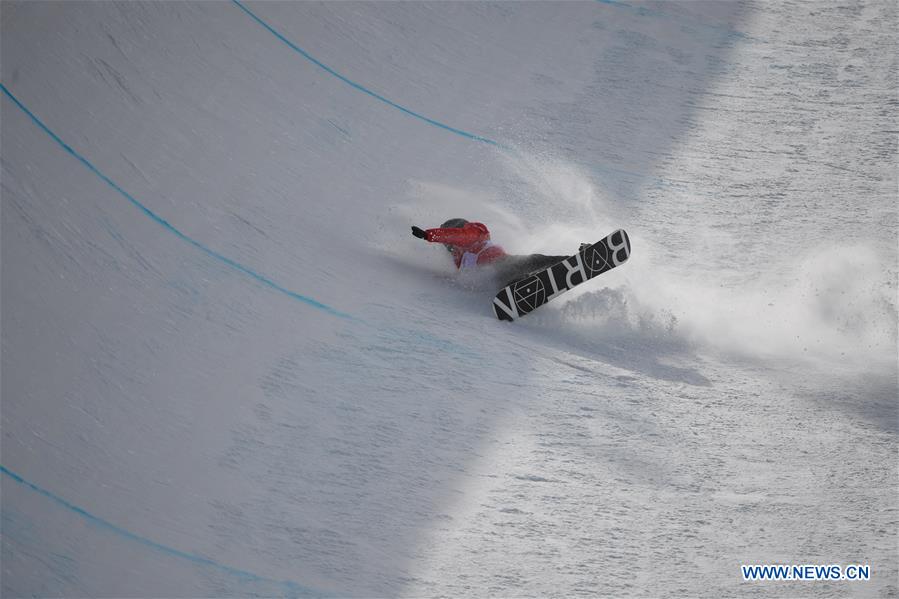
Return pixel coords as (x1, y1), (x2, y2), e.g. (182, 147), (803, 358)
(411, 226), (428, 240)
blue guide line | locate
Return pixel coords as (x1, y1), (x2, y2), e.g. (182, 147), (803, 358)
(231, 0), (504, 148)
(229, 0), (733, 181)
(0, 465), (327, 597)
(0, 83), (353, 322)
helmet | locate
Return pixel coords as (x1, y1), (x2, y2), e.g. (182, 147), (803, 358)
(440, 218), (468, 252)
(441, 218), (468, 228)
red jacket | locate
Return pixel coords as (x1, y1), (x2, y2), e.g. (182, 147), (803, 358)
(425, 222), (507, 269)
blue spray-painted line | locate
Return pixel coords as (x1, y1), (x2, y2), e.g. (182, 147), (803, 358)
(231, 0), (504, 148)
(231, 0), (748, 185)
(595, 0), (748, 40)
(0, 83), (354, 322)
(0, 465), (329, 597)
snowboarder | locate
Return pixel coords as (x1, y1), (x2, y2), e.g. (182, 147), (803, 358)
(410, 218), (572, 285)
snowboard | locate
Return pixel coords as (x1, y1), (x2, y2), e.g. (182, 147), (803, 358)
(492, 229), (631, 321)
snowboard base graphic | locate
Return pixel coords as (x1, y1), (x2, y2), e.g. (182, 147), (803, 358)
(492, 229), (631, 321)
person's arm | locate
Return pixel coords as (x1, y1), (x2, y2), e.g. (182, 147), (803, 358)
(411, 222), (490, 246)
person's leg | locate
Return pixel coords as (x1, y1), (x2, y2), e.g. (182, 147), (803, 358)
(518, 254), (568, 274)
(494, 254), (568, 287)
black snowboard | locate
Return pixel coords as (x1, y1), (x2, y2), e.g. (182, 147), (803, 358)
(492, 229), (631, 321)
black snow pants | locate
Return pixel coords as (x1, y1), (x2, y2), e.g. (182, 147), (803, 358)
(492, 254), (568, 287)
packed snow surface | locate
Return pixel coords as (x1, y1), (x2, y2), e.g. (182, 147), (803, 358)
(2, 1), (897, 596)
